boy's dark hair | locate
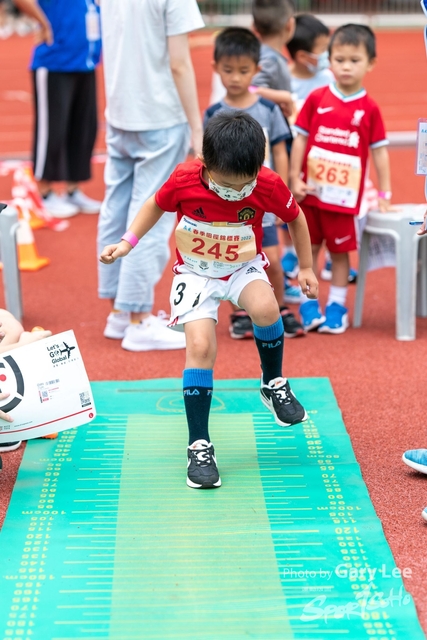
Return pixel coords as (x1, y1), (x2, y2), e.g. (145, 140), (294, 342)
(252, 0), (295, 37)
(287, 14), (330, 59)
(202, 111), (265, 177)
(214, 27), (261, 64)
(329, 23), (376, 60)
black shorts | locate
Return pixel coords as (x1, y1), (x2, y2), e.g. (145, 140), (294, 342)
(33, 69), (97, 183)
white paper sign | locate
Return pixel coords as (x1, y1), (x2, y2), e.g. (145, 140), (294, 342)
(0, 330), (96, 442)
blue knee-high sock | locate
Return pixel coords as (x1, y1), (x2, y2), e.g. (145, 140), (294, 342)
(183, 369), (213, 445)
(253, 319), (284, 385)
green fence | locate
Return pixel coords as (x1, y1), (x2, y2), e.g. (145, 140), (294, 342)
(197, 0), (422, 14)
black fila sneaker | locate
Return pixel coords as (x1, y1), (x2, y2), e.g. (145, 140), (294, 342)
(187, 440), (221, 489)
(260, 377), (307, 427)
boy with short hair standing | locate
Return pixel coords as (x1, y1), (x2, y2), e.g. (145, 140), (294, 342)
(287, 13), (333, 110)
(290, 24), (393, 334)
(100, 111), (318, 489)
(205, 27), (304, 339)
(251, 0), (307, 300)
(251, 0), (295, 118)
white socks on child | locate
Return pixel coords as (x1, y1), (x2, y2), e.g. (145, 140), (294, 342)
(327, 285), (347, 307)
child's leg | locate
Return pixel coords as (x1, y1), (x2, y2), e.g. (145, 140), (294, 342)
(183, 318), (217, 445)
(238, 279), (306, 426)
(183, 317), (221, 489)
(318, 210), (356, 334)
(238, 279), (283, 384)
(317, 251), (350, 334)
(327, 251), (349, 306)
(329, 251), (349, 288)
(264, 241), (305, 338)
(299, 243), (327, 331)
(264, 244), (284, 308)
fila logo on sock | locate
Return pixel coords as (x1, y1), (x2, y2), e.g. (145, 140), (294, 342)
(261, 340), (282, 348)
(184, 389), (200, 396)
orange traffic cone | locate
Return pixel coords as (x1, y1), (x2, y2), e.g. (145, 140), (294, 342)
(12, 167), (46, 230)
(11, 166), (70, 232)
(16, 217), (50, 271)
(12, 195), (45, 231)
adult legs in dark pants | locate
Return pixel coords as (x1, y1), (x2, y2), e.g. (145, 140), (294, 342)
(32, 69), (100, 217)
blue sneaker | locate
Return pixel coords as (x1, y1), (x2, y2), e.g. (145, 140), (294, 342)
(402, 449), (427, 474)
(320, 260), (358, 284)
(299, 300), (325, 332)
(281, 251), (299, 278)
(284, 278), (302, 304)
(318, 303), (349, 334)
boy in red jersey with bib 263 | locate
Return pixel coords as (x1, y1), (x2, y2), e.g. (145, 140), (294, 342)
(100, 111), (318, 490)
(290, 24), (393, 334)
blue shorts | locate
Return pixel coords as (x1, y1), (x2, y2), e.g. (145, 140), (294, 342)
(262, 223), (279, 248)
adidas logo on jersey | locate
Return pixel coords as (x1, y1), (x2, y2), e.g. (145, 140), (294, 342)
(192, 207), (206, 218)
(246, 266), (260, 274)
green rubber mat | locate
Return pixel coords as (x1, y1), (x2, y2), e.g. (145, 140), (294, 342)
(0, 378), (424, 640)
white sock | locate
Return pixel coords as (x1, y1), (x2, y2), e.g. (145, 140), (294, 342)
(327, 285), (347, 307)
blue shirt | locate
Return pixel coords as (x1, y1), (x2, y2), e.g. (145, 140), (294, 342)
(31, 0), (101, 72)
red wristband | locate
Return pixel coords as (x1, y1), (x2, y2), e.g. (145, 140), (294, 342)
(121, 231), (139, 248)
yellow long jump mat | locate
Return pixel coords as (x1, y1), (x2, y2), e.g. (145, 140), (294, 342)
(0, 378), (424, 640)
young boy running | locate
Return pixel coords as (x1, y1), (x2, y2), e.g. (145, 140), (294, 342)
(290, 24), (393, 334)
(100, 111), (318, 489)
(205, 26), (304, 339)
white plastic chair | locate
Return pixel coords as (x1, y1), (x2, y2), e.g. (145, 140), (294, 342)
(353, 204), (427, 340)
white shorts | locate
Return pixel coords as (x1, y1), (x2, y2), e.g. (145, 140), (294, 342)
(169, 254), (270, 332)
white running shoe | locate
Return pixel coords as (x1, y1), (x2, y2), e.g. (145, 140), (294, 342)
(121, 315), (186, 351)
(65, 189), (101, 214)
(104, 310), (170, 340)
(104, 311), (131, 339)
(42, 192), (78, 218)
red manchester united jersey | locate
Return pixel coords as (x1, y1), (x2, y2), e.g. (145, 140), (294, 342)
(294, 83), (388, 215)
(155, 159), (299, 271)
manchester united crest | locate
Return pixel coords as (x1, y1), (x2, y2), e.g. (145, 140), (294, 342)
(237, 207), (256, 221)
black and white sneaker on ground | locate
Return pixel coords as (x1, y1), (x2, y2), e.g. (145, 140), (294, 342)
(260, 377), (307, 427)
(229, 311), (253, 339)
(187, 439), (221, 489)
(280, 306), (306, 338)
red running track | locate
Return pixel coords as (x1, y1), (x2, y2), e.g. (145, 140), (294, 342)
(1, 29), (427, 632)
